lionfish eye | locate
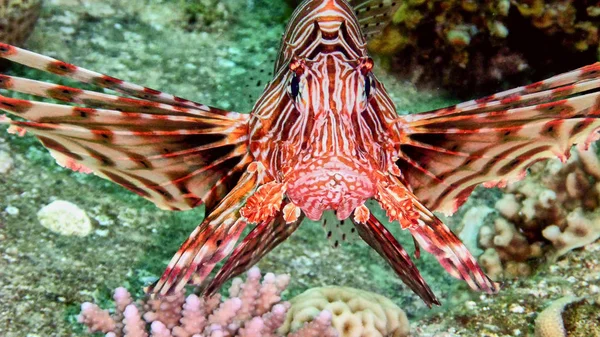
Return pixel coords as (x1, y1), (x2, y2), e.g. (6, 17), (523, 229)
(290, 74), (301, 99)
(364, 74), (371, 98)
(288, 57), (305, 100)
(359, 57), (375, 100)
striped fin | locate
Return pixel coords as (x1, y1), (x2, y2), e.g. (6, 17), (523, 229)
(0, 44), (251, 212)
(375, 175), (498, 295)
(398, 63), (600, 215)
(349, 0), (400, 37)
(149, 162), (266, 296)
(0, 75), (237, 119)
(0, 44), (216, 111)
(205, 210), (303, 295)
(407, 194), (500, 294)
(353, 213), (439, 307)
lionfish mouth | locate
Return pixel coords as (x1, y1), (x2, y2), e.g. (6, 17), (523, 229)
(285, 165), (376, 221)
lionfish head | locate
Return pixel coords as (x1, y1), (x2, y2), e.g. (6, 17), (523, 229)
(251, 0), (394, 221)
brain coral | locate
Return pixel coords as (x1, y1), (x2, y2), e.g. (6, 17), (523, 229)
(535, 296), (581, 337)
(281, 286), (409, 337)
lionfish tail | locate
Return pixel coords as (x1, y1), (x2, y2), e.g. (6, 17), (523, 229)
(0, 43), (251, 212)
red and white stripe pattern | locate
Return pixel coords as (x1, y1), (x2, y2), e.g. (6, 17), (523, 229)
(397, 63), (600, 215)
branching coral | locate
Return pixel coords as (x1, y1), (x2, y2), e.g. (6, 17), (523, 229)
(477, 145), (600, 279)
(78, 267), (338, 337)
(281, 286), (409, 337)
(368, 0), (600, 94)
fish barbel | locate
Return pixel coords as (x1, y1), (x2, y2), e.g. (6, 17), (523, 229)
(1, 0), (599, 307)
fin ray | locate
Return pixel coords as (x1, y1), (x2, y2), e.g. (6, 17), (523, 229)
(206, 211), (303, 295)
(0, 44), (251, 212)
(398, 63), (600, 214)
(352, 213), (439, 307)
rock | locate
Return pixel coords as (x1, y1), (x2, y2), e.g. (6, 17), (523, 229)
(37, 200), (93, 237)
(0, 150), (14, 174)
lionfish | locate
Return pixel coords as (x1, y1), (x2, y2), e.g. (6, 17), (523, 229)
(1, 0), (599, 307)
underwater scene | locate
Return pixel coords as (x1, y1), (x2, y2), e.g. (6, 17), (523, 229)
(0, 0), (599, 336)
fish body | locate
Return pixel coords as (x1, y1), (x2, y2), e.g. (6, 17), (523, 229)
(250, 0), (401, 222)
(1, 0), (600, 307)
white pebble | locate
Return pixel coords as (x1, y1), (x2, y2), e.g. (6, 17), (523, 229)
(0, 150), (14, 174)
(465, 301), (477, 310)
(509, 304), (525, 313)
(5, 206), (19, 215)
(37, 200), (92, 237)
(95, 229), (110, 237)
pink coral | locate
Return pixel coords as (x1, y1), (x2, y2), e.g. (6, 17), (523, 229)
(78, 267), (337, 337)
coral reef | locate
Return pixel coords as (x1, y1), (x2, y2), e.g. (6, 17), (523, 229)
(368, 1), (600, 95)
(412, 241), (600, 336)
(37, 200), (93, 237)
(78, 267), (338, 337)
(0, 0), (42, 46)
(281, 286), (409, 337)
(477, 145), (600, 279)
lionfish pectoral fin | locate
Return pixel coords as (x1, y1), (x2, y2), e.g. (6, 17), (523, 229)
(148, 162), (266, 297)
(0, 44), (251, 212)
(239, 181), (286, 223)
(413, 236), (421, 259)
(407, 192), (500, 294)
(206, 208), (303, 295)
(397, 62), (600, 215)
(376, 175), (499, 294)
(352, 213), (440, 307)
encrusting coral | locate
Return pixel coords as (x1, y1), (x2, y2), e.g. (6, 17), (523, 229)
(78, 267), (338, 337)
(281, 286), (410, 337)
(368, 0), (600, 94)
(477, 145), (600, 279)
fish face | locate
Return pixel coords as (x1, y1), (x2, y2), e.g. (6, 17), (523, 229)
(249, 9), (388, 222)
(276, 53), (381, 220)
